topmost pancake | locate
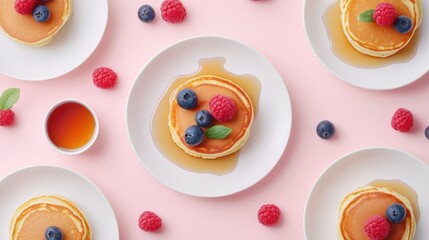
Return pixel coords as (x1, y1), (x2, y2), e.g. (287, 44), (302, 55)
(0, 0), (73, 46)
(340, 0), (422, 57)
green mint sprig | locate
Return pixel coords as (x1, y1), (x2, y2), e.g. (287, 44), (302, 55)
(0, 88), (20, 110)
(205, 125), (232, 139)
(358, 9), (374, 22)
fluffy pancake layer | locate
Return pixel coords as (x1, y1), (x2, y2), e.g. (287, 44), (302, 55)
(168, 75), (254, 159)
(10, 194), (91, 240)
(340, 0), (422, 57)
(338, 185), (416, 240)
(0, 0), (73, 46)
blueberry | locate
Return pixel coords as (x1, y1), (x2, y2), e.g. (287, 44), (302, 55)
(177, 88), (198, 109)
(138, 4), (155, 23)
(425, 126), (429, 140)
(195, 110), (212, 128)
(45, 226), (63, 240)
(316, 120), (335, 139)
(386, 203), (406, 223)
(32, 5), (50, 23)
(184, 125), (204, 146)
(394, 16), (413, 34)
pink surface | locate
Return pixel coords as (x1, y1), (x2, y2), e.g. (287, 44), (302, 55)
(1, 0), (429, 239)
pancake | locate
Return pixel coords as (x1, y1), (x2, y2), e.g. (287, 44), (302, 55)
(10, 194), (91, 240)
(0, 0), (73, 47)
(340, 0), (422, 57)
(168, 75), (254, 159)
(338, 185), (417, 240)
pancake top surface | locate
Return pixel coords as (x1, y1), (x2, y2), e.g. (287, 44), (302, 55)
(168, 75), (254, 158)
(10, 195), (91, 240)
(0, 0), (72, 45)
(341, 0), (422, 55)
(338, 185), (416, 240)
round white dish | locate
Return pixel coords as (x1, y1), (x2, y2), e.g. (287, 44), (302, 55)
(0, 0), (108, 81)
(126, 35), (292, 197)
(304, 147), (429, 239)
(303, 0), (429, 90)
(0, 165), (119, 239)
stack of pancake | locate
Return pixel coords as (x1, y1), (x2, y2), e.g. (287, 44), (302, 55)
(340, 0), (422, 57)
(168, 75), (254, 159)
(10, 195), (92, 240)
(338, 185), (417, 240)
(0, 0), (73, 46)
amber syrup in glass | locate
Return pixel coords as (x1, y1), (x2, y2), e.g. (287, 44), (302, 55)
(151, 57), (261, 175)
(322, 1), (420, 68)
(47, 102), (96, 150)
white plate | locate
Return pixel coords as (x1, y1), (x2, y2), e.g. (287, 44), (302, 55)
(303, 0), (429, 90)
(0, 165), (119, 239)
(304, 147), (429, 239)
(126, 35), (292, 197)
(0, 0), (108, 81)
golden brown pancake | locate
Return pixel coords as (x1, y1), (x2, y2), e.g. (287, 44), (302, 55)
(10, 194), (91, 240)
(340, 0), (422, 57)
(0, 0), (73, 47)
(168, 75), (254, 159)
(338, 185), (416, 240)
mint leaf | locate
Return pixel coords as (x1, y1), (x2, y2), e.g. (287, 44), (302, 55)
(205, 125), (232, 139)
(358, 9), (374, 22)
(0, 88), (20, 110)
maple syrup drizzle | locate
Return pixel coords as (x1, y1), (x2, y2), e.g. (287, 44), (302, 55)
(151, 57), (261, 175)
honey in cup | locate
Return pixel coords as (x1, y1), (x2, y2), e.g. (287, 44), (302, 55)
(45, 99), (98, 154)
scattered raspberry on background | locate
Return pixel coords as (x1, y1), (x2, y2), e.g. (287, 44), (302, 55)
(373, 3), (397, 26)
(364, 215), (390, 240)
(92, 67), (118, 89)
(14, 0), (38, 14)
(391, 108), (413, 132)
(209, 95), (237, 122)
(0, 109), (15, 126)
(138, 211), (162, 232)
(161, 0), (186, 23)
(257, 204), (281, 226)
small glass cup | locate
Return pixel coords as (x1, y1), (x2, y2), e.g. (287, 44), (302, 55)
(44, 98), (99, 155)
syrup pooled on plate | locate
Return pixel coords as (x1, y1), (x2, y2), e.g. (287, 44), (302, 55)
(151, 57), (261, 175)
(322, 0), (420, 68)
(46, 102), (96, 150)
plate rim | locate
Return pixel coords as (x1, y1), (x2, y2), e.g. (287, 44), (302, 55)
(125, 34), (292, 198)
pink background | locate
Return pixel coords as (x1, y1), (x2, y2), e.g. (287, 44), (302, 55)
(1, 0), (429, 239)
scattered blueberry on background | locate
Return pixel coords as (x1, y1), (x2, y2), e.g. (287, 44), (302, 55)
(316, 120), (335, 139)
(138, 4), (155, 23)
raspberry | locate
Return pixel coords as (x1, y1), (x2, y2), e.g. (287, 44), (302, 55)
(92, 67), (117, 89)
(209, 95), (237, 122)
(373, 3), (397, 26)
(364, 215), (390, 240)
(138, 211), (162, 232)
(14, 0), (38, 15)
(391, 108), (413, 132)
(161, 0), (186, 23)
(257, 204), (281, 226)
(0, 109), (15, 126)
